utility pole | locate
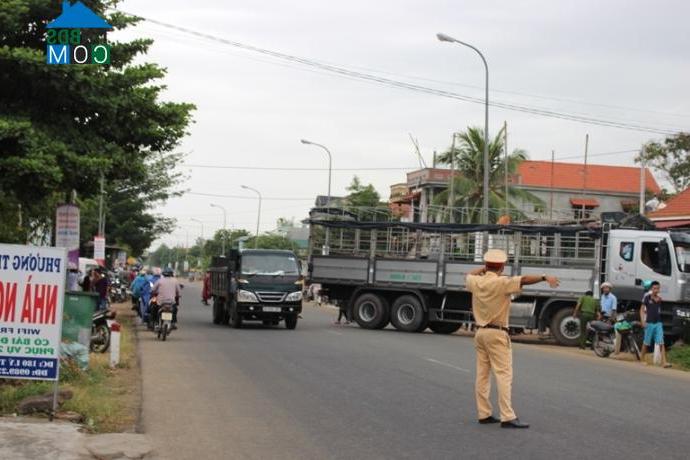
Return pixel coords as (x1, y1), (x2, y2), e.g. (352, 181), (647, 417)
(448, 133), (457, 223)
(581, 134), (589, 221)
(503, 121), (508, 217)
(550, 150), (555, 221)
(639, 148), (646, 215)
(97, 174), (105, 236)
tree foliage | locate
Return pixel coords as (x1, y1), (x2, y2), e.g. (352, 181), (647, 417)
(0, 1), (194, 253)
(639, 132), (690, 193)
(345, 176), (389, 221)
(434, 126), (543, 223)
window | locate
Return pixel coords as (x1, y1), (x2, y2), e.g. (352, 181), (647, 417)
(640, 241), (672, 276)
(619, 242), (634, 262)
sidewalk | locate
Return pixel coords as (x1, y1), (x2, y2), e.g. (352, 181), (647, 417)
(0, 417), (153, 459)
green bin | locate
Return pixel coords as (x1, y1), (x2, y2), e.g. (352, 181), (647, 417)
(62, 291), (98, 347)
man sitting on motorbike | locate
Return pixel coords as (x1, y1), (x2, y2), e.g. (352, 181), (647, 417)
(151, 267), (181, 329)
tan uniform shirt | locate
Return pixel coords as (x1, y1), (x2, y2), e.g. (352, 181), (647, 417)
(466, 272), (522, 327)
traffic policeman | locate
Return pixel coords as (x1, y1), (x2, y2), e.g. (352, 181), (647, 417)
(466, 249), (560, 429)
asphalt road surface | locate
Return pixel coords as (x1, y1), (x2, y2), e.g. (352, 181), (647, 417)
(139, 282), (690, 460)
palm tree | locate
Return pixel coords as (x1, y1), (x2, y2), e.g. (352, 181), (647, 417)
(433, 126), (543, 223)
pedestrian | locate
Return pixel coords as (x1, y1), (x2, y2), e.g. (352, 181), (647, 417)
(67, 263), (80, 291)
(334, 307), (350, 325)
(573, 290), (597, 349)
(80, 269), (92, 292)
(466, 249), (560, 429)
(599, 282), (617, 320)
(639, 281), (671, 368)
(93, 268), (109, 311)
(202, 271), (211, 305)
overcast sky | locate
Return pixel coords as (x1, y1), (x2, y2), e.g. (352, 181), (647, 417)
(112, 0), (690, 249)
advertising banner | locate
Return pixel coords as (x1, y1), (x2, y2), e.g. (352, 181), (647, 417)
(0, 244), (66, 381)
(94, 236), (105, 263)
(55, 204), (80, 268)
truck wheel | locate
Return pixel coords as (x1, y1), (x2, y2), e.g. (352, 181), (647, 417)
(550, 308), (580, 346)
(352, 293), (390, 329)
(230, 302), (243, 329)
(390, 295), (427, 333)
(285, 315), (298, 330)
(428, 322), (461, 335)
(212, 298), (222, 325)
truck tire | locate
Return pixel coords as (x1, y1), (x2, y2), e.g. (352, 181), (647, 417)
(352, 293), (390, 329)
(229, 302), (243, 329)
(390, 295), (427, 333)
(285, 314), (298, 330)
(428, 322), (461, 335)
(550, 308), (580, 346)
(212, 298), (222, 325)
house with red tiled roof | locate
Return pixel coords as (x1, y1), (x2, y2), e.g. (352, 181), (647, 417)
(390, 161), (660, 223)
(648, 187), (690, 229)
(512, 161), (661, 220)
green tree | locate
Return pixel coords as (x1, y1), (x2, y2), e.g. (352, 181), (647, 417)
(247, 233), (298, 251)
(434, 126), (543, 223)
(345, 176), (389, 221)
(639, 132), (690, 193)
(0, 1), (194, 247)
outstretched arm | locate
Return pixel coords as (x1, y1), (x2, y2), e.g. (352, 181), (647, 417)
(520, 275), (560, 288)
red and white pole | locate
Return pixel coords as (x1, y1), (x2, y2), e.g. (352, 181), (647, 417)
(109, 321), (121, 368)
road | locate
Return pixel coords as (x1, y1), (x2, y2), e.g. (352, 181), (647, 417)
(139, 282), (690, 460)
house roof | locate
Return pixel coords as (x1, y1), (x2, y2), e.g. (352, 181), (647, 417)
(515, 161), (660, 195)
(649, 187), (690, 219)
(47, 1), (112, 29)
(570, 198), (600, 207)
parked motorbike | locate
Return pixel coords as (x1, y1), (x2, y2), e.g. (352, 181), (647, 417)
(90, 309), (116, 353)
(108, 277), (127, 304)
(588, 311), (643, 359)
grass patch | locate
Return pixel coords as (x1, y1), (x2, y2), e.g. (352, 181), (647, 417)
(668, 344), (690, 371)
(0, 303), (141, 432)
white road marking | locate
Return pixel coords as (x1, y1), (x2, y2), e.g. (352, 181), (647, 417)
(424, 358), (471, 373)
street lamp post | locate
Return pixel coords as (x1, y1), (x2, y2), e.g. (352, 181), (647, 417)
(437, 32), (490, 225)
(300, 139), (332, 253)
(209, 203), (227, 255)
(241, 185), (262, 249)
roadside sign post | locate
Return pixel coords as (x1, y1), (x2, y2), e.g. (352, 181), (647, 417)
(0, 244), (67, 419)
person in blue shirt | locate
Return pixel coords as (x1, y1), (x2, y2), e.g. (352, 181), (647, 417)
(640, 281), (671, 368)
(599, 282), (617, 319)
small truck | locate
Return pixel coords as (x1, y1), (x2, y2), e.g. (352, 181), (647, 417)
(208, 249), (303, 329)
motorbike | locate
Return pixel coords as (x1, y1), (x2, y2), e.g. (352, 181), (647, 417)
(90, 309), (116, 353)
(588, 311), (643, 359)
(155, 302), (175, 341)
(108, 277), (127, 304)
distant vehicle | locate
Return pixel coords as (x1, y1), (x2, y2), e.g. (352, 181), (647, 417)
(209, 249), (303, 329)
(306, 209), (690, 346)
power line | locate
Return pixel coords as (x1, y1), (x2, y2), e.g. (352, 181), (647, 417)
(115, 9), (683, 135)
(187, 191), (313, 201)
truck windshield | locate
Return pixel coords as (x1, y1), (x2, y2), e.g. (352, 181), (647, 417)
(241, 254), (300, 276)
(675, 243), (690, 273)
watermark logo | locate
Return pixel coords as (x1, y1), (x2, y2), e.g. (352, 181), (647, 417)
(46, 1), (112, 65)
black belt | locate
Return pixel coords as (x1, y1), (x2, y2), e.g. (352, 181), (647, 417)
(478, 324), (510, 333)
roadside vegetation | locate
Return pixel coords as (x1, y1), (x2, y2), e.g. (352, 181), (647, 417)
(0, 303), (140, 432)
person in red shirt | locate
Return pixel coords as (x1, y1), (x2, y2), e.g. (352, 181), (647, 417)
(202, 271), (211, 305)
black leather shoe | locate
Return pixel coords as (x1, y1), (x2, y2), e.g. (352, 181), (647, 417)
(478, 416), (500, 424)
(500, 418), (529, 428)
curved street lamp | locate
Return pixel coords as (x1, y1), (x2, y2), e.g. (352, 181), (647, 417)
(300, 139), (333, 253)
(241, 185), (262, 249)
(209, 203), (227, 255)
(437, 32), (490, 225)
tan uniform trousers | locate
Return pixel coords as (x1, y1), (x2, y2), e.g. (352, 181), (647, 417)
(474, 327), (516, 421)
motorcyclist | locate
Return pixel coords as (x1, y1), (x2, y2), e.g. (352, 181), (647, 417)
(130, 270), (148, 317)
(152, 267), (181, 329)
